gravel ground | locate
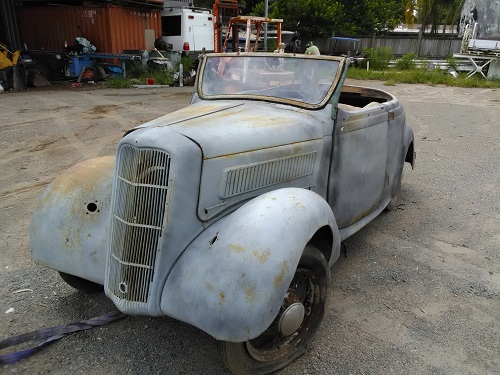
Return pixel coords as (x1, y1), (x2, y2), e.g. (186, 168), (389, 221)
(0, 80), (499, 374)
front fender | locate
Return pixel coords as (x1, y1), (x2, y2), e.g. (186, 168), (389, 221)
(30, 156), (115, 284)
(160, 188), (339, 342)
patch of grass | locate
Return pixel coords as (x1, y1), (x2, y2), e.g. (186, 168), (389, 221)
(104, 77), (133, 88)
(347, 67), (500, 88)
(139, 69), (175, 85)
(104, 66), (176, 88)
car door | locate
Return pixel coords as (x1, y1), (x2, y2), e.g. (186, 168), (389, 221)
(328, 105), (390, 229)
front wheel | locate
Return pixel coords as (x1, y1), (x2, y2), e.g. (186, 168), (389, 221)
(58, 272), (103, 294)
(220, 244), (330, 375)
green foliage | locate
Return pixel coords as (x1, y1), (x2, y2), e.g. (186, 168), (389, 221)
(144, 69), (175, 86)
(210, 0), (409, 38)
(417, 0), (464, 34)
(347, 67), (500, 89)
(339, 0), (406, 35)
(266, 0), (406, 38)
(266, 38), (278, 52)
(179, 56), (195, 71)
(105, 64), (176, 88)
(105, 77), (133, 89)
(270, 0), (344, 38)
(446, 55), (458, 71)
(249, 1), (267, 16)
(363, 46), (394, 70)
(126, 61), (148, 77)
(395, 52), (416, 70)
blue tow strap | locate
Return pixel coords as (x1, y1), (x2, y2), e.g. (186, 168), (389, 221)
(0, 311), (125, 364)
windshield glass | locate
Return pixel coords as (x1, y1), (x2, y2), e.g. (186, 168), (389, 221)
(199, 53), (343, 107)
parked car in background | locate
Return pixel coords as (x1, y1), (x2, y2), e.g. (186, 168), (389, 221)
(31, 52), (415, 374)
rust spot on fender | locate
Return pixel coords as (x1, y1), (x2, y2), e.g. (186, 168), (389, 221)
(229, 243), (246, 253)
(244, 286), (256, 304)
(274, 260), (289, 290)
(41, 156), (115, 207)
(253, 249), (270, 264)
(219, 291), (225, 306)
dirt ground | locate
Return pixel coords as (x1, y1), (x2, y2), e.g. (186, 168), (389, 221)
(0, 80), (499, 374)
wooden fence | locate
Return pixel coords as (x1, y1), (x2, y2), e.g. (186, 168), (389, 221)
(313, 35), (463, 58)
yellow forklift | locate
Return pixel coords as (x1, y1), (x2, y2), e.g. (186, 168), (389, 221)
(0, 42), (20, 69)
(0, 42), (50, 90)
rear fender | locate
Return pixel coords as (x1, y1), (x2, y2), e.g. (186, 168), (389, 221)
(30, 156), (115, 284)
(404, 125), (415, 169)
(160, 188), (340, 342)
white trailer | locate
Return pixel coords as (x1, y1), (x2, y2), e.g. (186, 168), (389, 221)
(161, 6), (215, 55)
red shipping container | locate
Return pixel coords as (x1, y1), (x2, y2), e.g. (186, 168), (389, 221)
(17, 5), (162, 54)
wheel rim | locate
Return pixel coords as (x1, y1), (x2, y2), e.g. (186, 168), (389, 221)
(245, 267), (321, 363)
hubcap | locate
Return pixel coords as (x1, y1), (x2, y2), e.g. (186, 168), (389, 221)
(278, 302), (305, 336)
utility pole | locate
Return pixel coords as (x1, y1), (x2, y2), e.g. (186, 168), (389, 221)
(264, 0), (268, 51)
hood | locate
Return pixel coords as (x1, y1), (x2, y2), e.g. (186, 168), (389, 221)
(137, 100), (324, 159)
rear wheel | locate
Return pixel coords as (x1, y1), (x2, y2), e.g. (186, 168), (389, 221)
(220, 244), (329, 375)
(58, 272), (103, 294)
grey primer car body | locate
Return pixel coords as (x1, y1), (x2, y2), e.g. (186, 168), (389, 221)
(31, 53), (415, 373)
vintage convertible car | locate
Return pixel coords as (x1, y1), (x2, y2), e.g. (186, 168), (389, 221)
(30, 52), (415, 374)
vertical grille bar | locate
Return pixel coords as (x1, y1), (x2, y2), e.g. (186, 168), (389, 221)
(108, 145), (171, 306)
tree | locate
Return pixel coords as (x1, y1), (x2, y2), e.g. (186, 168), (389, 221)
(197, 0), (408, 37)
(250, 0), (406, 37)
(338, 0), (406, 34)
(269, 0), (345, 38)
(417, 0), (464, 34)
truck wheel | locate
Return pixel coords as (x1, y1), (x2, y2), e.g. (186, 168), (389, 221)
(220, 244), (329, 375)
(58, 272), (103, 294)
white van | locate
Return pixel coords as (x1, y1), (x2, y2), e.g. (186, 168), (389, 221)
(161, 7), (215, 54)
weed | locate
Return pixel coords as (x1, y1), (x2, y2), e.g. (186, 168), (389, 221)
(446, 55), (458, 71)
(363, 47), (394, 71)
(347, 67), (500, 89)
(179, 56), (195, 71)
(105, 77), (133, 89)
(395, 52), (416, 70)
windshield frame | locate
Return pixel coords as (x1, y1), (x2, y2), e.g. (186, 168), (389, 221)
(197, 52), (346, 110)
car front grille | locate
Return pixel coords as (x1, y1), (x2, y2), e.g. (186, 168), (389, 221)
(107, 145), (171, 309)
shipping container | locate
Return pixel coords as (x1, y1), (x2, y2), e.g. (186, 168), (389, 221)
(17, 5), (162, 54)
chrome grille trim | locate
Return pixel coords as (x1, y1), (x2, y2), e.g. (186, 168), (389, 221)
(108, 145), (171, 306)
(220, 152), (317, 198)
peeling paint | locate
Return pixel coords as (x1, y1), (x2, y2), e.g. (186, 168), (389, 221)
(274, 260), (289, 290)
(252, 249), (270, 264)
(229, 243), (246, 253)
(244, 286), (256, 304)
(41, 156), (115, 207)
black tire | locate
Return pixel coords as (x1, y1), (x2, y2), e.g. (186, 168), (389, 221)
(58, 272), (104, 294)
(220, 244), (330, 375)
(23, 62), (50, 79)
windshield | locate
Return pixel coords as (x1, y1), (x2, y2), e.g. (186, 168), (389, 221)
(198, 53), (344, 108)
